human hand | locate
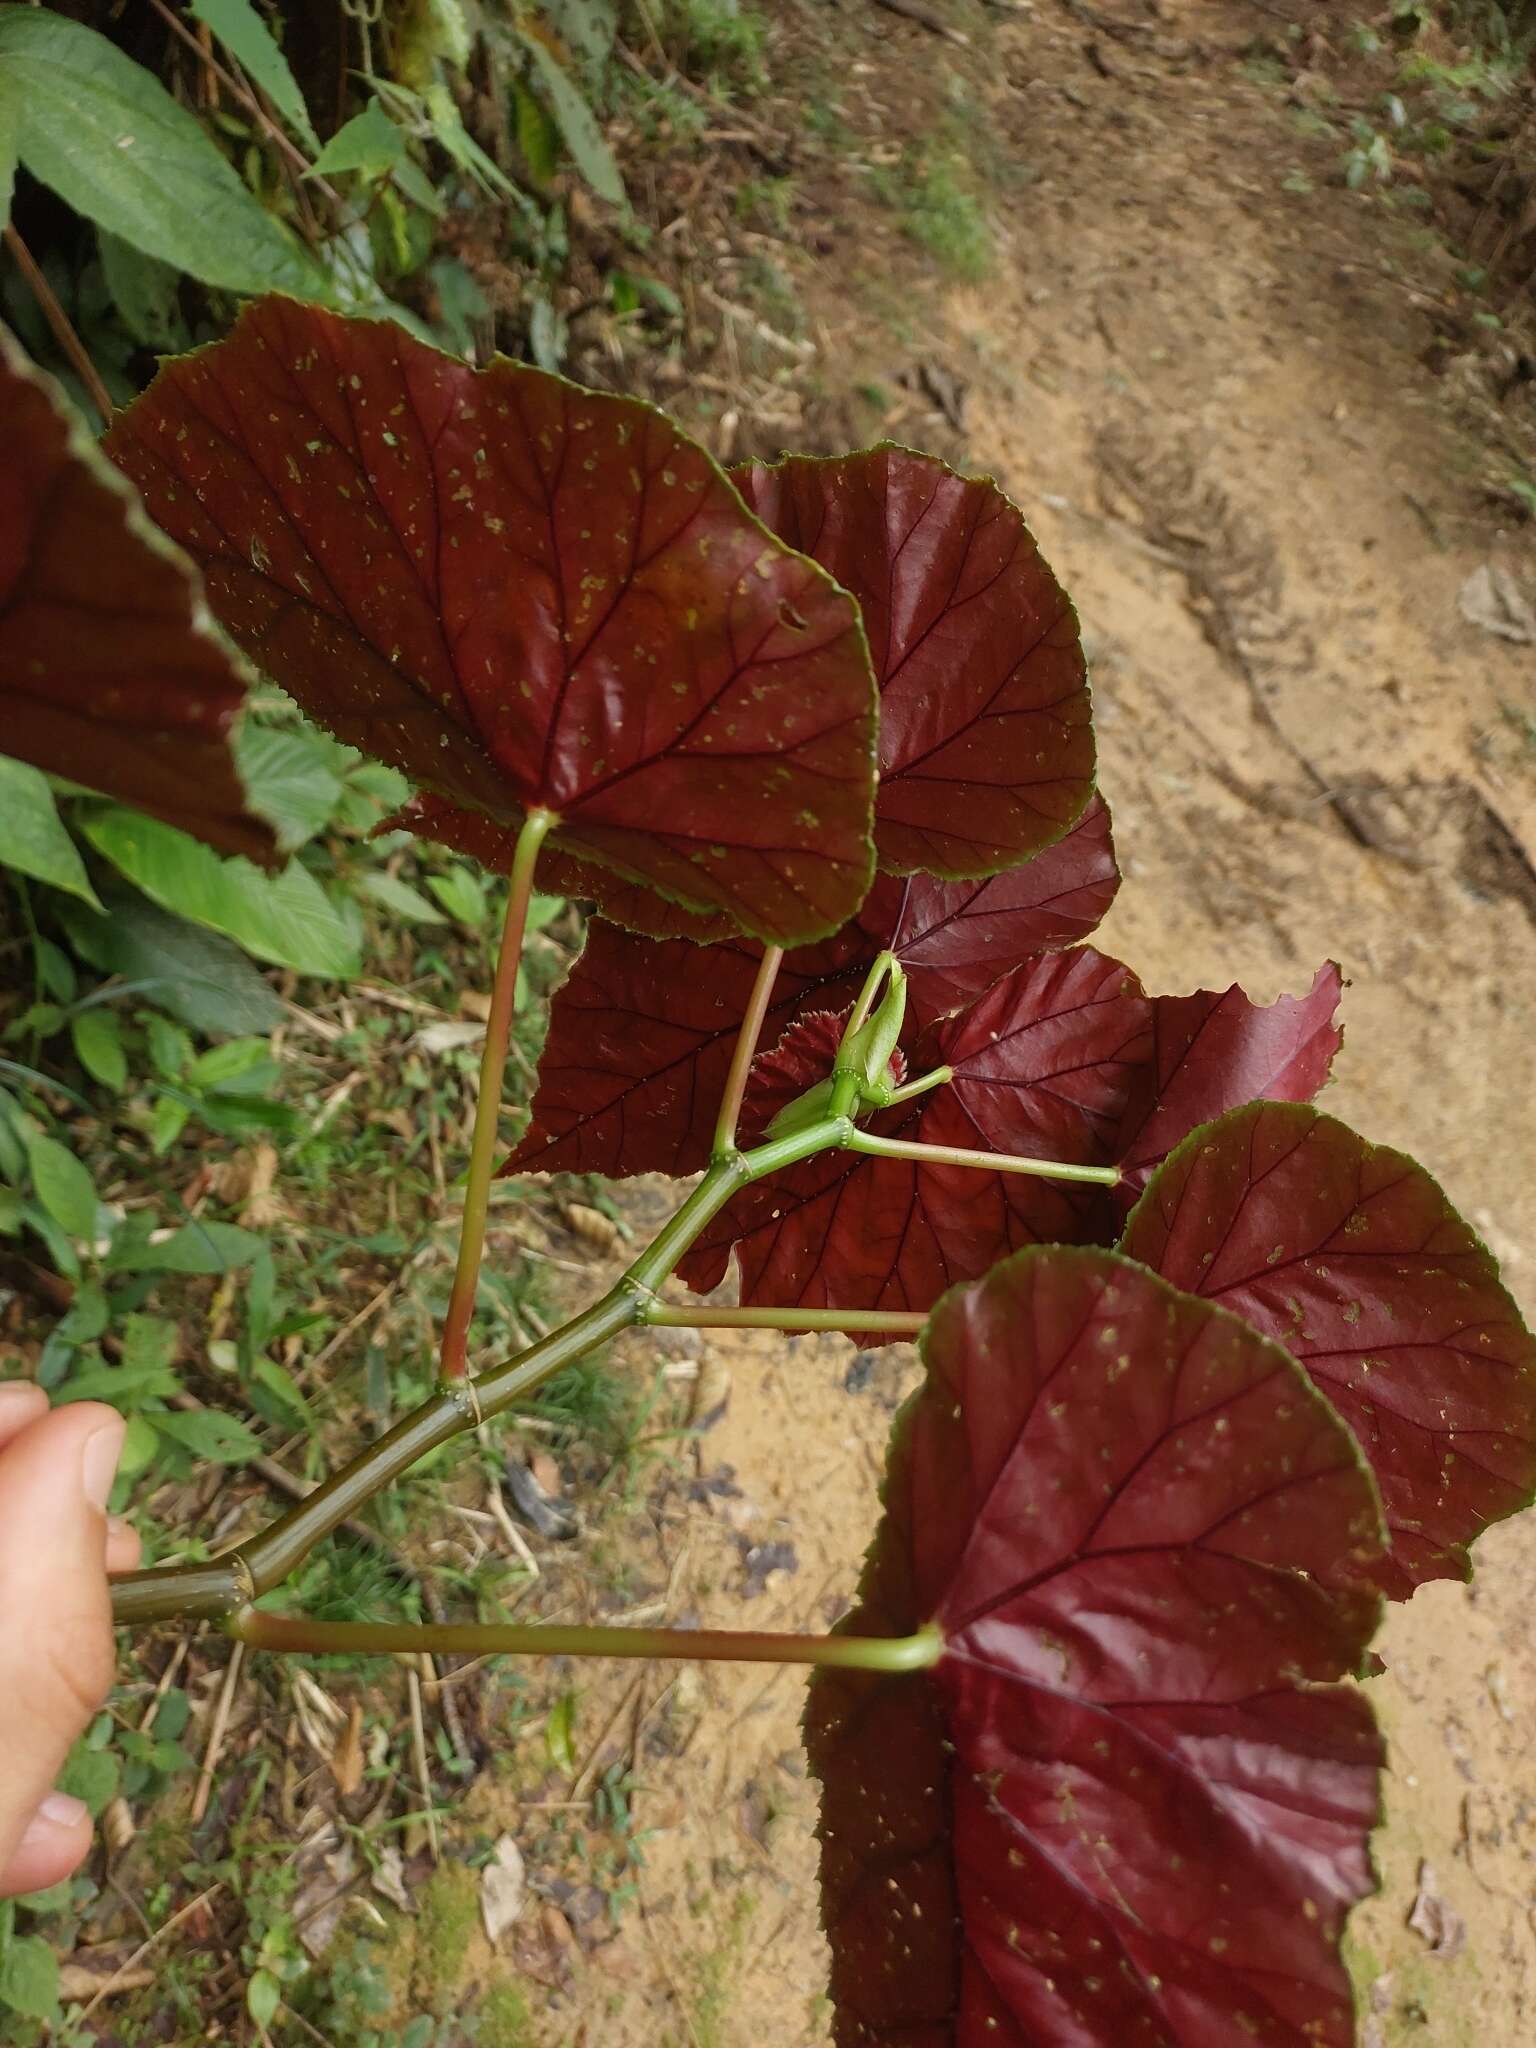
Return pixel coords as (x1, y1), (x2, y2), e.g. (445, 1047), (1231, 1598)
(0, 1384), (140, 1899)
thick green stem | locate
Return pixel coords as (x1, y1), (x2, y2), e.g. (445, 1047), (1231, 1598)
(641, 1303), (927, 1336)
(846, 1129), (1121, 1186)
(111, 1114), (851, 1628)
(233, 1609), (943, 1673)
(712, 944), (783, 1157)
(440, 807), (556, 1380)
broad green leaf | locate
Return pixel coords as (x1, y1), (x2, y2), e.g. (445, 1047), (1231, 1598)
(55, 897), (284, 1040)
(154, 1407), (261, 1464)
(98, 230), (187, 350)
(107, 1217), (263, 1275)
(23, 1130), (96, 1240)
(57, 1740), (119, 1816)
(71, 1008), (128, 1091)
(143, 1012), (193, 1082)
(426, 865), (487, 928)
(0, 80), (16, 230)
(0, 1187), (22, 1235)
(526, 892), (565, 934)
(121, 1313), (179, 1379)
(54, 1281), (109, 1346)
(251, 1354), (312, 1426)
(34, 937), (75, 1004)
(357, 870), (445, 925)
(310, 100), (407, 180)
(149, 1095), (191, 1155)
(22, 1200), (79, 1278)
(235, 724), (345, 851)
(515, 30), (626, 207)
(0, 1933), (59, 2020)
(0, 7), (329, 300)
(187, 1037), (271, 1091)
(79, 809), (361, 979)
(118, 1412), (160, 1476)
(189, 0), (319, 153)
(247, 1969), (283, 2031)
(0, 758), (101, 905)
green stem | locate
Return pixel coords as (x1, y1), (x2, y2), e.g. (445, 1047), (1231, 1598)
(440, 808), (555, 1380)
(640, 1303), (927, 1336)
(844, 949), (897, 1036)
(845, 1130), (1120, 1186)
(233, 1609), (943, 1673)
(880, 1064), (953, 1109)
(712, 945), (783, 1158)
(111, 1115), (851, 1628)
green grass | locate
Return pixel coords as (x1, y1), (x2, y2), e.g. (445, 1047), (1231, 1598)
(871, 144), (994, 282)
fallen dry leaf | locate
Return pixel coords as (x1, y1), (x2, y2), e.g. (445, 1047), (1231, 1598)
(1408, 1860), (1468, 1959)
(561, 1201), (624, 1254)
(481, 1834), (527, 1945)
(58, 1962), (155, 2003)
(330, 1700), (365, 1798)
(371, 1843), (412, 1914)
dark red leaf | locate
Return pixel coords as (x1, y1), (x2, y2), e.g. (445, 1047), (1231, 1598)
(1119, 1101), (1536, 1598)
(734, 446), (1095, 877)
(509, 800), (1120, 1179)
(105, 298), (877, 944)
(678, 951), (1149, 1316)
(810, 1246), (1385, 2048)
(0, 330), (274, 864)
(507, 920), (866, 1180)
(1114, 966), (1344, 1211)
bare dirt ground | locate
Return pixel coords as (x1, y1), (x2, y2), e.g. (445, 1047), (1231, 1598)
(472, 5), (1536, 2044)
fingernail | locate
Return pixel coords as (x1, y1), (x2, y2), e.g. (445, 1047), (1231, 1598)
(22, 1791), (89, 1841)
(0, 1382), (43, 1415)
(106, 1514), (133, 1542)
(82, 1418), (126, 1511)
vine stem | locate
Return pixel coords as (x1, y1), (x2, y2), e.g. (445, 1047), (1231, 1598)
(845, 1130), (1120, 1186)
(439, 807), (555, 1380)
(641, 1303), (927, 1336)
(3, 227), (116, 423)
(110, 1112), (851, 1627)
(233, 1610), (943, 1673)
(712, 944), (783, 1156)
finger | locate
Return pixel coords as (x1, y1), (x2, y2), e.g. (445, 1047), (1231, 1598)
(0, 1403), (123, 1897)
(0, 1793), (93, 1899)
(106, 1515), (142, 1576)
(0, 1381), (48, 1453)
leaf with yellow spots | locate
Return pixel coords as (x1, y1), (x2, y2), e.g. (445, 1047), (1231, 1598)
(104, 298), (877, 945)
(1120, 1101), (1536, 1598)
(810, 1245), (1387, 2047)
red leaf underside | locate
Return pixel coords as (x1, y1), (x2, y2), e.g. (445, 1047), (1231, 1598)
(1120, 1101), (1536, 1598)
(0, 332), (273, 863)
(734, 447), (1096, 877)
(105, 297), (877, 945)
(810, 1247), (1385, 2047)
(508, 799), (1120, 1182)
(1113, 966), (1345, 1212)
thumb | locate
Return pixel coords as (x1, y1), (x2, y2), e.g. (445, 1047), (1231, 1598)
(0, 1402), (123, 1897)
